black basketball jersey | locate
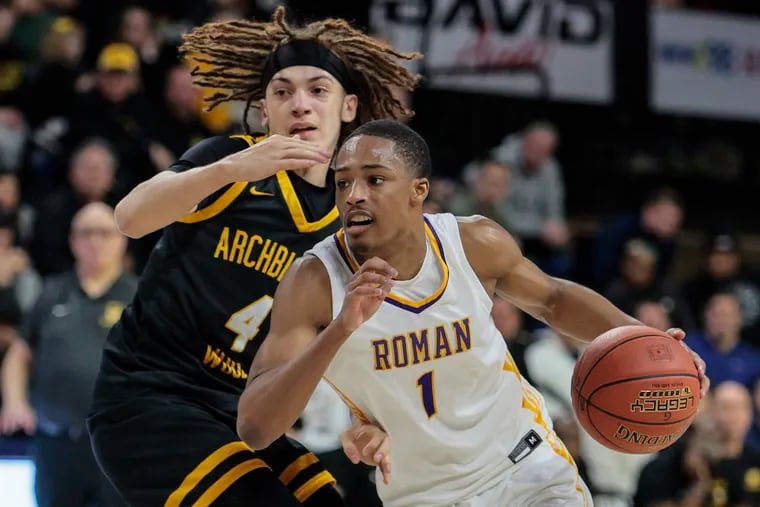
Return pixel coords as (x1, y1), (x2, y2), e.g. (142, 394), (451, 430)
(94, 135), (340, 413)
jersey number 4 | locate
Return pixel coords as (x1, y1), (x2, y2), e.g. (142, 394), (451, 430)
(227, 296), (274, 353)
(417, 370), (438, 418)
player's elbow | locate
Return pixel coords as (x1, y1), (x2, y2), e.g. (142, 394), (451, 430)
(236, 411), (278, 451)
(113, 199), (144, 239)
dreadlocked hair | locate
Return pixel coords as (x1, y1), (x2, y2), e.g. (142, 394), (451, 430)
(180, 6), (421, 134)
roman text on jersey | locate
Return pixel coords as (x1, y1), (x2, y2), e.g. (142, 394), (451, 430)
(371, 317), (472, 371)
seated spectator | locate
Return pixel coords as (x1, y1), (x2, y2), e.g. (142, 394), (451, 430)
(634, 381), (760, 507)
(0, 168), (34, 247)
(686, 292), (760, 390)
(448, 159), (511, 230)
(683, 231), (760, 346)
(605, 239), (693, 330)
(0, 211), (41, 326)
(489, 121), (570, 262)
(29, 137), (118, 275)
(748, 378), (760, 453)
(634, 300), (673, 332)
(593, 188), (683, 290)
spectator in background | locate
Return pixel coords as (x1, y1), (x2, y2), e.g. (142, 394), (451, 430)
(748, 378), (760, 453)
(683, 231), (760, 346)
(489, 121), (570, 272)
(291, 381), (382, 507)
(65, 42), (165, 196)
(605, 238), (693, 330)
(593, 187), (683, 290)
(686, 292), (760, 390)
(155, 64), (214, 160)
(0, 202), (134, 507)
(448, 159), (512, 230)
(0, 169), (34, 247)
(634, 381), (760, 507)
(0, 211), (41, 327)
(30, 137), (118, 276)
(116, 5), (175, 109)
(19, 15), (86, 128)
(633, 300), (673, 332)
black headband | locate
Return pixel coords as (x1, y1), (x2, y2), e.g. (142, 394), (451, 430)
(260, 39), (356, 93)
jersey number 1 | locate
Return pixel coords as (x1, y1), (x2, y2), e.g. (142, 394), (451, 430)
(228, 295), (274, 353)
(417, 370), (438, 418)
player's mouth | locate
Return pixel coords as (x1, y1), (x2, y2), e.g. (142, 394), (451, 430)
(345, 209), (374, 235)
(290, 123), (317, 138)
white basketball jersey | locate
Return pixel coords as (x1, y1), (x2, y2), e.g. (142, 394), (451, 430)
(306, 213), (577, 507)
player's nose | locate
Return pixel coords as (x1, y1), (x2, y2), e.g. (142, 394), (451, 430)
(290, 89), (311, 115)
(345, 181), (367, 205)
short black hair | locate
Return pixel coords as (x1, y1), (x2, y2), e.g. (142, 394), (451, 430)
(343, 119), (432, 178)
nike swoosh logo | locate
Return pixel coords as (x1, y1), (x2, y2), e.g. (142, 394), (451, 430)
(250, 186), (274, 197)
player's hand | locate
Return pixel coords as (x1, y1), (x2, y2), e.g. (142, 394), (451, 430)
(334, 258), (396, 335)
(0, 401), (36, 435)
(340, 420), (392, 485)
(225, 134), (332, 182)
(665, 328), (709, 398)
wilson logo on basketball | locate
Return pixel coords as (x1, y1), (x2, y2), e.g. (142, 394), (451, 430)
(630, 386), (695, 413)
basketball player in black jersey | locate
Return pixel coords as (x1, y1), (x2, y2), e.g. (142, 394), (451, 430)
(87, 8), (420, 506)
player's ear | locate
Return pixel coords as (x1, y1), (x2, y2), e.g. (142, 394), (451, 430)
(341, 93), (358, 123)
(411, 177), (429, 207)
(259, 99), (269, 129)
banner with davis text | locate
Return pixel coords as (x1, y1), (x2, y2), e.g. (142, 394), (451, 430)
(370, 0), (614, 104)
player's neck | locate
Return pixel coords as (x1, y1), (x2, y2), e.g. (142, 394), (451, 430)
(290, 163), (330, 187)
(77, 262), (122, 298)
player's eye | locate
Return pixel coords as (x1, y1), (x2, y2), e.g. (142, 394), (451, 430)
(312, 87), (328, 95)
(274, 89), (288, 96)
(369, 176), (384, 185)
(336, 179), (350, 189)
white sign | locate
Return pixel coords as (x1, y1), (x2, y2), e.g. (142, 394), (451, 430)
(651, 8), (760, 121)
(371, 0), (614, 103)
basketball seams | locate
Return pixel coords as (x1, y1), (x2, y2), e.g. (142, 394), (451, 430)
(576, 333), (668, 394)
(586, 407), (629, 453)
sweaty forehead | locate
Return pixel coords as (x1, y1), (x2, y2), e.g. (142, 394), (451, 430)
(337, 135), (400, 167)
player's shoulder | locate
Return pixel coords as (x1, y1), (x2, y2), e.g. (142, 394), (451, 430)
(454, 215), (521, 277)
(280, 255), (331, 293)
(275, 255), (333, 325)
(168, 134), (263, 172)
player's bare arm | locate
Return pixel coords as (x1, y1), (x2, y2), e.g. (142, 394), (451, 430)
(115, 135), (331, 238)
(459, 216), (639, 341)
(459, 216), (708, 394)
(237, 256), (395, 450)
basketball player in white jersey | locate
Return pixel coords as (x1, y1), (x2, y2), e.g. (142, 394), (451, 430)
(237, 120), (709, 506)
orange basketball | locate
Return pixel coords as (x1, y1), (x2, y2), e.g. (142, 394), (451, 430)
(571, 325), (700, 454)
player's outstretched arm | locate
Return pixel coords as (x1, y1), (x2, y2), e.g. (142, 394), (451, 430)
(459, 216), (640, 343)
(237, 256), (394, 450)
(115, 135), (331, 238)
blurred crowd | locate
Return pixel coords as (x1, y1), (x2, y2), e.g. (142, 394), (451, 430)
(0, 1), (758, 507)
